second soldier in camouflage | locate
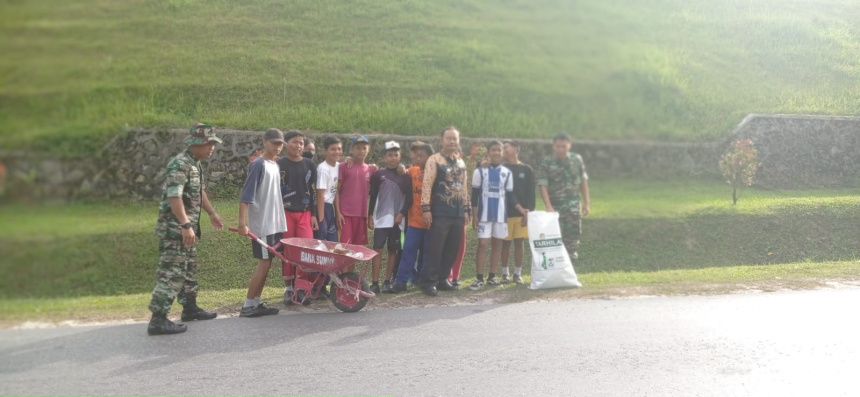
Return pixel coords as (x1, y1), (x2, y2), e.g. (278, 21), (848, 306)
(537, 133), (591, 263)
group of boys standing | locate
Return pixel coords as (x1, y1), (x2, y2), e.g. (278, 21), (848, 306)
(146, 124), (589, 335)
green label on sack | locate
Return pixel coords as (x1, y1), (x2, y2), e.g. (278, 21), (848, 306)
(533, 238), (563, 248)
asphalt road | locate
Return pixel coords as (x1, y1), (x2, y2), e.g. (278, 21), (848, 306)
(1, 288), (858, 397)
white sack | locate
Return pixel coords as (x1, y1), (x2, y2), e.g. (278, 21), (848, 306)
(528, 211), (582, 289)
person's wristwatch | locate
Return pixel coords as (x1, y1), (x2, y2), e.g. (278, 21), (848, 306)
(180, 222), (193, 229)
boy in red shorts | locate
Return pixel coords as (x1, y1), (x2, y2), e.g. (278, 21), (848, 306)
(276, 129), (319, 304)
(336, 135), (373, 251)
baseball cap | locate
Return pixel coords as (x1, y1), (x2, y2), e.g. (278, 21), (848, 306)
(352, 135), (370, 146)
(263, 128), (286, 144)
(185, 123), (223, 146)
(384, 141), (401, 152)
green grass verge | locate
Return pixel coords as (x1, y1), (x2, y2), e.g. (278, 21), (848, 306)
(0, 178), (858, 322)
(2, 0), (860, 156)
(1, 261), (857, 324)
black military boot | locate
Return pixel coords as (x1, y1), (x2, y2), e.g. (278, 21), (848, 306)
(147, 313), (187, 336)
(181, 297), (218, 321)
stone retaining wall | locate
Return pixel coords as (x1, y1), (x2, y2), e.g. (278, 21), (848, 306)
(0, 128), (723, 201)
(730, 114), (860, 188)
(3, 114), (858, 201)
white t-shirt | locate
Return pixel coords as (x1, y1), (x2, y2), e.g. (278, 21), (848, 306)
(316, 161), (339, 204)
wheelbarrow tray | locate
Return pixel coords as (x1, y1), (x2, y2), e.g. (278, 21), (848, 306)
(279, 238), (378, 273)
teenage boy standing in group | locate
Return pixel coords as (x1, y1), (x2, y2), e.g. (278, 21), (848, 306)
(367, 141), (411, 294)
(238, 128), (288, 318)
(277, 130), (319, 304)
(336, 135), (373, 253)
(390, 141), (434, 293)
(499, 140), (535, 284)
(302, 137), (316, 160)
(469, 140), (526, 290)
(315, 136), (342, 243)
(538, 133), (591, 264)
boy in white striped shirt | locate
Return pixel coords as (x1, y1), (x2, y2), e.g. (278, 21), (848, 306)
(469, 140), (527, 290)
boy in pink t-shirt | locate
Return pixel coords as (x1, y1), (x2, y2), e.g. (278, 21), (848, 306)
(336, 135), (373, 246)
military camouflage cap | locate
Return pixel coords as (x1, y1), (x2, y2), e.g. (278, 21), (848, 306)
(185, 123), (224, 146)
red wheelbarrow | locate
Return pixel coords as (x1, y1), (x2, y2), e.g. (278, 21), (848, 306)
(229, 228), (378, 312)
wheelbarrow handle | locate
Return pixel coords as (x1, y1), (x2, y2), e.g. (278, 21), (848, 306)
(228, 227), (260, 241)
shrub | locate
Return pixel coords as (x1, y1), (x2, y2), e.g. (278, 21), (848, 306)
(466, 144), (488, 180)
(719, 139), (761, 205)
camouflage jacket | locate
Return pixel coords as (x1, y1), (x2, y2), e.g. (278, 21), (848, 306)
(156, 149), (204, 240)
(537, 152), (588, 211)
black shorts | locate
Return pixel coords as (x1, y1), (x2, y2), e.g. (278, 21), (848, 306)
(372, 227), (402, 251)
(252, 232), (284, 260)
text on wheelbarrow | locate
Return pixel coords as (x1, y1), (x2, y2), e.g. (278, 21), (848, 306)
(300, 251), (336, 266)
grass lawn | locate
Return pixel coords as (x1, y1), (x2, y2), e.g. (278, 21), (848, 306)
(2, 0), (860, 156)
(1, 178), (858, 324)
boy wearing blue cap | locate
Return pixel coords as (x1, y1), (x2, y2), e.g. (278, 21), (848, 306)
(336, 135), (374, 249)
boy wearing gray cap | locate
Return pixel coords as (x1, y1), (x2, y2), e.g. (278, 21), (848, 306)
(236, 128), (288, 318)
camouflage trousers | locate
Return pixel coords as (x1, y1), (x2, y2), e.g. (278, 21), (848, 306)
(558, 209), (582, 262)
(148, 239), (198, 316)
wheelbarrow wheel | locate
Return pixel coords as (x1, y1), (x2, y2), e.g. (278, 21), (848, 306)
(330, 272), (369, 313)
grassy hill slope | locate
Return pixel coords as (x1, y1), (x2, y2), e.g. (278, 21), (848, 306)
(1, 0), (859, 156)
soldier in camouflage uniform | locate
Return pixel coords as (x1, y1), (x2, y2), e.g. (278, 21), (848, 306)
(147, 123), (225, 336)
(537, 133), (591, 262)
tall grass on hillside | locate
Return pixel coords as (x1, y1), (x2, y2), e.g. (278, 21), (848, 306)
(1, 0), (859, 156)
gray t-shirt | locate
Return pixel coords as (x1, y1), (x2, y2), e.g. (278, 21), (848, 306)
(240, 157), (287, 237)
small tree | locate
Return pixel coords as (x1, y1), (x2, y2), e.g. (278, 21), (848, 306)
(719, 139), (761, 205)
(0, 162), (6, 198)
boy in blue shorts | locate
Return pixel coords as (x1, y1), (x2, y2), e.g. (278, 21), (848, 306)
(315, 136), (342, 243)
(390, 141), (434, 293)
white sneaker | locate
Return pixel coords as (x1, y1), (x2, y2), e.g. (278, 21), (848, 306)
(469, 280), (484, 291)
